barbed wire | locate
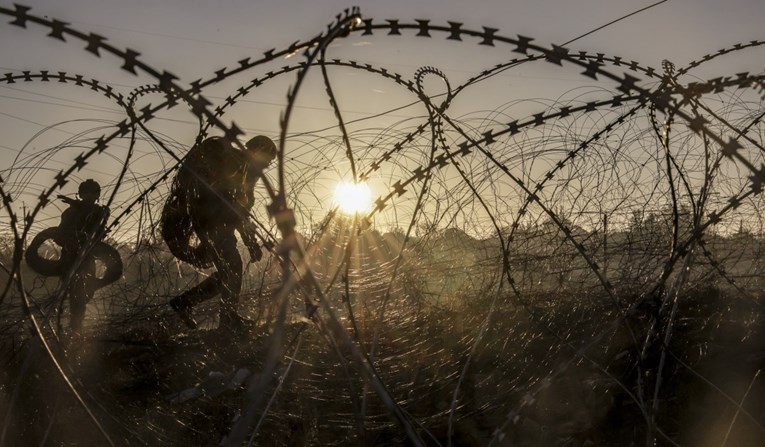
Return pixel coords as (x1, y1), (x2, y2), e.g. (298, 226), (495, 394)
(0, 3), (764, 446)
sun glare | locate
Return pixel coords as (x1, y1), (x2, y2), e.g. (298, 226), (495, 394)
(333, 181), (372, 215)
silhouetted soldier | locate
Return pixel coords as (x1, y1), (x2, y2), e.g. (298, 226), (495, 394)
(164, 135), (276, 331)
(54, 179), (110, 332)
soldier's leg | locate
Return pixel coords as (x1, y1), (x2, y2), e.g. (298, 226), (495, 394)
(169, 222), (224, 309)
(171, 274), (222, 308)
(69, 258), (96, 332)
(208, 225), (243, 326)
(83, 255), (100, 303)
(169, 272), (222, 329)
(69, 280), (87, 332)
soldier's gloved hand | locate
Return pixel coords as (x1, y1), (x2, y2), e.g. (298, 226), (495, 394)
(248, 243), (263, 262)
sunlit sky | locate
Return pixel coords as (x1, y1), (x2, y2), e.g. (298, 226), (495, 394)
(2, 0), (761, 74)
(0, 0), (763, 236)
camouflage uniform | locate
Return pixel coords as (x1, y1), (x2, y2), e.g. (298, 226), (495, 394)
(54, 182), (108, 331)
(168, 136), (275, 330)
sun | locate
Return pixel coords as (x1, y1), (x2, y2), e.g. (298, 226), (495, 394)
(333, 181), (372, 215)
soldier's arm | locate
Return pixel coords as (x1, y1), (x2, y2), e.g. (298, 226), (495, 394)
(238, 218), (263, 262)
(54, 207), (76, 247)
(237, 162), (268, 261)
(93, 205), (110, 240)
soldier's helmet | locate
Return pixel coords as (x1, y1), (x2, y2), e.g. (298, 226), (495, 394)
(245, 135), (277, 167)
(78, 179), (101, 198)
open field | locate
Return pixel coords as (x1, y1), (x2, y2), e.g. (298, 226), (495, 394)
(0, 2), (764, 445)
